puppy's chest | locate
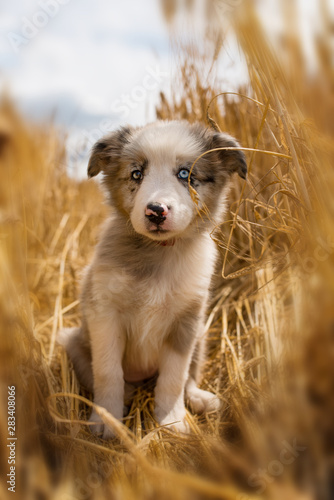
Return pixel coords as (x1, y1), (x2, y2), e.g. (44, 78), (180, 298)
(122, 258), (209, 376)
(94, 238), (216, 320)
(119, 262), (201, 316)
(130, 251), (211, 309)
(91, 241), (216, 379)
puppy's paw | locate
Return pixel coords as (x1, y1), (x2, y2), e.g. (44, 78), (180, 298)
(88, 409), (116, 440)
(186, 387), (222, 414)
(156, 406), (190, 433)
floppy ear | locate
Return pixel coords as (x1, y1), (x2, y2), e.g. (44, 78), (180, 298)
(210, 132), (247, 180)
(87, 126), (133, 178)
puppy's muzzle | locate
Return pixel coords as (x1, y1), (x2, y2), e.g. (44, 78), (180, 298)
(145, 203), (168, 226)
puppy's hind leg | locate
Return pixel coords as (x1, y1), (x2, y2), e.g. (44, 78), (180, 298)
(58, 325), (93, 392)
(185, 337), (221, 414)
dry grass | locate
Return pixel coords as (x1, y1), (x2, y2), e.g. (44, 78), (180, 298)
(1, 1), (333, 499)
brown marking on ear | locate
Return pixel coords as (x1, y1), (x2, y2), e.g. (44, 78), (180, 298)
(87, 140), (108, 178)
(165, 299), (202, 355)
(210, 132), (247, 179)
(87, 126), (133, 178)
(188, 122), (247, 180)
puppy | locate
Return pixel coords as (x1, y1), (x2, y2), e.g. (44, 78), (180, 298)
(60, 120), (246, 439)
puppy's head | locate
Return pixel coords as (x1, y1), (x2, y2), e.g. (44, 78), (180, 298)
(88, 121), (247, 242)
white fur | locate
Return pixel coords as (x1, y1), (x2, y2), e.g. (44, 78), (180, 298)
(86, 233), (219, 438)
(60, 121), (248, 438)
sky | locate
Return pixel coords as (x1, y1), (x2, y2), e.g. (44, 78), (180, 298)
(0, 1), (171, 127)
(0, 0), (249, 174)
(0, 0), (328, 175)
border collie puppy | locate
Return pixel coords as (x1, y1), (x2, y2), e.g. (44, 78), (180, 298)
(60, 120), (246, 439)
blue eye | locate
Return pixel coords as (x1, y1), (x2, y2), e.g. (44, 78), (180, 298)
(178, 169), (190, 180)
(131, 170), (143, 181)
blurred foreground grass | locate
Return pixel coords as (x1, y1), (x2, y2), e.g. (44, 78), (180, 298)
(0, 1), (333, 499)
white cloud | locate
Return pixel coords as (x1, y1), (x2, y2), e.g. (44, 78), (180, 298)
(0, 0), (250, 176)
(0, 0), (171, 126)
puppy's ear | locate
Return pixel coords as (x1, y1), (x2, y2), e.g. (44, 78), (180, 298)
(87, 126), (133, 178)
(210, 132), (247, 180)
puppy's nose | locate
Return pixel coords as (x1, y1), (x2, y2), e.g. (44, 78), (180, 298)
(146, 203), (168, 217)
(145, 203), (168, 225)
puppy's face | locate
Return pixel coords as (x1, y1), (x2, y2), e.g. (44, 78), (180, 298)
(88, 121), (247, 241)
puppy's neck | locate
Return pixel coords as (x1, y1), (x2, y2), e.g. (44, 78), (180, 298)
(156, 238), (176, 247)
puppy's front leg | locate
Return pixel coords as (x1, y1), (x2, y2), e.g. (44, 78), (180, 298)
(155, 342), (194, 433)
(87, 314), (125, 440)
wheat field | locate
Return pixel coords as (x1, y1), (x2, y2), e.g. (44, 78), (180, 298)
(0, 1), (333, 499)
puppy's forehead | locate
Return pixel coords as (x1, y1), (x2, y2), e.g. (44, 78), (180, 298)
(124, 122), (204, 164)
